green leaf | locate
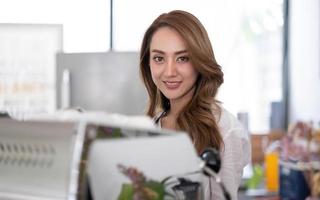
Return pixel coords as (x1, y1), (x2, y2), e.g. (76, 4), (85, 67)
(246, 164), (264, 189)
(144, 180), (165, 200)
(118, 184), (134, 200)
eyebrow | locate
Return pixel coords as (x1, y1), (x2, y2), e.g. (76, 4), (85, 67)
(151, 49), (188, 55)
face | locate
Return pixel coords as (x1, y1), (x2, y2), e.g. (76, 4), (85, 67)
(149, 27), (198, 105)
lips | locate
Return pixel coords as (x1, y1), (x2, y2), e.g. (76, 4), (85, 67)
(163, 81), (181, 89)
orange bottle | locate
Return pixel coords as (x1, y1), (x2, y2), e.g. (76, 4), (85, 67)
(265, 151), (279, 192)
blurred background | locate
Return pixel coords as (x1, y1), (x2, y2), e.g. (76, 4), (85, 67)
(0, 0), (292, 133)
(0, 0), (320, 199)
(0, 0), (319, 134)
(0, 0), (320, 133)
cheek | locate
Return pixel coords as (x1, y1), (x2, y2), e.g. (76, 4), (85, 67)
(188, 73), (198, 87)
(181, 65), (198, 80)
(150, 65), (161, 83)
(191, 69), (199, 81)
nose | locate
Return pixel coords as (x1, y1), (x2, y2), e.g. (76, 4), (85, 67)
(164, 59), (177, 77)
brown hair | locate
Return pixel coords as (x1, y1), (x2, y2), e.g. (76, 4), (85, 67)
(139, 10), (224, 153)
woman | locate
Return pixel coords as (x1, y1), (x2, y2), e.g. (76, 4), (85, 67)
(139, 10), (251, 200)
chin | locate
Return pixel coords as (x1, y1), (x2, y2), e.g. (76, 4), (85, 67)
(162, 93), (181, 101)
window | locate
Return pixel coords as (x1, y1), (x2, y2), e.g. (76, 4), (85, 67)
(0, 0), (283, 132)
(114, 0), (283, 132)
(0, 0), (110, 52)
(0, 0), (110, 118)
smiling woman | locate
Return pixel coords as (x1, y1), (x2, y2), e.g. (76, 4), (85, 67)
(148, 27), (199, 131)
(149, 27), (199, 117)
(139, 10), (251, 200)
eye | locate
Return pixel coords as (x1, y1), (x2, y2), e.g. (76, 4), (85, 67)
(152, 56), (164, 63)
(177, 56), (189, 63)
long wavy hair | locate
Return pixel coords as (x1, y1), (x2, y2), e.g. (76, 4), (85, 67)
(139, 10), (224, 153)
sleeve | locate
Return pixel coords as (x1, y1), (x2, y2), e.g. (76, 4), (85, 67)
(218, 127), (251, 200)
(204, 127), (251, 200)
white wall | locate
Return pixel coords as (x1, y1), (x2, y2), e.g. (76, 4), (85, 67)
(289, 0), (320, 125)
(0, 0), (110, 52)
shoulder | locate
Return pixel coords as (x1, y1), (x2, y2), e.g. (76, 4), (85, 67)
(214, 106), (247, 139)
(212, 106), (252, 199)
(213, 105), (251, 166)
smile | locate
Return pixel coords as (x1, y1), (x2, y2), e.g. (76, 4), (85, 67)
(163, 81), (181, 89)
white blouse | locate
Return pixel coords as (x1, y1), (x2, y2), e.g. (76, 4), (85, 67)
(205, 107), (251, 200)
(155, 107), (251, 200)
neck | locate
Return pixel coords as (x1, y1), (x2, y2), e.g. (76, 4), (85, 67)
(168, 90), (194, 118)
(169, 100), (187, 117)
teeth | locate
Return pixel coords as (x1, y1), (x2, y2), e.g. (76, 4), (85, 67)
(165, 81), (180, 88)
(166, 81), (179, 85)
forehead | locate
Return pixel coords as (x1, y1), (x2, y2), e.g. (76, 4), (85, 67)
(150, 27), (187, 53)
